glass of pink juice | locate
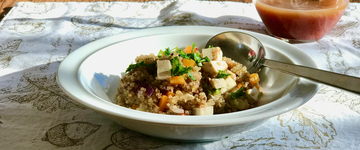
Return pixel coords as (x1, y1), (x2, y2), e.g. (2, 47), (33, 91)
(255, 0), (349, 42)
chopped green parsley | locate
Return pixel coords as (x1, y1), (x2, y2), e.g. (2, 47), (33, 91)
(191, 42), (196, 53)
(176, 48), (190, 59)
(157, 50), (164, 58)
(258, 92), (263, 99)
(158, 47), (175, 58)
(188, 72), (196, 81)
(170, 57), (192, 76)
(203, 83), (220, 95)
(216, 70), (231, 78)
(203, 83), (212, 94)
(187, 53), (210, 67)
(176, 43), (210, 66)
(125, 61), (156, 73)
(214, 89), (220, 95)
(231, 87), (246, 99)
(164, 47), (171, 56)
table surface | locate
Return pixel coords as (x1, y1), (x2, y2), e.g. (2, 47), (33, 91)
(0, 0), (248, 21)
(0, 1), (360, 150)
(1, 0), (359, 21)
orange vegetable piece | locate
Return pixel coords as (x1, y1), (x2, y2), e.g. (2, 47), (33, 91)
(158, 95), (169, 111)
(249, 73), (260, 85)
(166, 91), (175, 97)
(131, 104), (139, 110)
(184, 45), (199, 53)
(184, 45), (192, 53)
(182, 58), (196, 67)
(184, 45), (192, 54)
(237, 83), (243, 89)
(169, 76), (186, 85)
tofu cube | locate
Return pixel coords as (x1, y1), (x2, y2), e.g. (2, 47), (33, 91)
(226, 70), (236, 81)
(246, 87), (260, 103)
(223, 76), (236, 93)
(209, 78), (226, 89)
(202, 47), (223, 61)
(202, 61), (228, 77)
(156, 60), (172, 80)
(209, 76), (236, 93)
(193, 106), (214, 115)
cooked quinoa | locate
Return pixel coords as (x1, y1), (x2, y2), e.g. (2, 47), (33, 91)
(115, 44), (262, 115)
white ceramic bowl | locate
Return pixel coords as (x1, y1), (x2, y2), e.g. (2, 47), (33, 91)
(57, 26), (319, 142)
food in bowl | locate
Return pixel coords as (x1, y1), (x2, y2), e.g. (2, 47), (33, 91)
(115, 44), (262, 115)
(255, 0), (349, 41)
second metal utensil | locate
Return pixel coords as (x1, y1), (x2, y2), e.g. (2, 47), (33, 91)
(205, 31), (360, 95)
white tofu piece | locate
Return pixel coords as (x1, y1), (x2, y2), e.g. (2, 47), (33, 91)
(193, 106), (214, 116)
(223, 76), (237, 93)
(209, 78), (226, 89)
(246, 87), (260, 102)
(209, 76), (236, 93)
(202, 61), (228, 77)
(202, 47), (223, 61)
(226, 70), (236, 81)
(156, 60), (172, 80)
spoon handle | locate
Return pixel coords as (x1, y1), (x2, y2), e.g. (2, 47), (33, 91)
(263, 59), (360, 95)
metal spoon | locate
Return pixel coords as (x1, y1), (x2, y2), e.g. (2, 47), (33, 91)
(205, 31), (360, 95)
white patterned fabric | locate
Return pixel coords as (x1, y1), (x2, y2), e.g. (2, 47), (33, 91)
(0, 1), (360, 149)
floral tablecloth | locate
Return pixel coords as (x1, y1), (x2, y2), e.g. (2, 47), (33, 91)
(0, 1), (360, 150)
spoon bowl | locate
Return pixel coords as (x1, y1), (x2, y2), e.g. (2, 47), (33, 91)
(205, 31), (266, 73)
(206, 31), (360, 95)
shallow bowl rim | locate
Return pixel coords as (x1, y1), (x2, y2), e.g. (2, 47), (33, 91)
(57, 26), (320, 126)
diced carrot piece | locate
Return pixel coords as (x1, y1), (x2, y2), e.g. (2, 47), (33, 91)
(184, 45), (192, 53)
(184, 45), (199, 53)
(158, 95), (168, 111)
(169, 76), (186, 85)
(182, 58), (196, 67)
(237, 83), (243, 89)
(249, 73), (260, 85)
(131, 104), (139, 110)
(166, 91), (175, 97)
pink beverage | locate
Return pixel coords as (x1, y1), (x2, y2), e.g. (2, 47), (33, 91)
(255, 0), (349, 41)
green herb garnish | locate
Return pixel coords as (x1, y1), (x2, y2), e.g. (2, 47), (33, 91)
(231, 87), (246, 99)
(157, 47), (174, 58)
(216, 70), (231, 78)
(258, 92), (263, 99)
(175, 48), (190, 59)
(125, 61), (156, 73)
(203, 83), (212, 94)
(188, 72), (196, 81)
(203, 83), (221, 95)
(203, 56), (210, 62)
(214, 89), (220, 95)
(164, 47), (171, 56)
(191, 42), (196, 53)
(170, 57), (192, 76)
(208, 45), (213, 48)
(187, 53), (201, 64)
(187, 53), (210, 66)
(173, 43), (210, 66)
(157, 50), (164, 58)
(170, 56), (181, 66)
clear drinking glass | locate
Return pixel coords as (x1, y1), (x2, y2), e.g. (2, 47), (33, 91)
(255, 0), (349, 42)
